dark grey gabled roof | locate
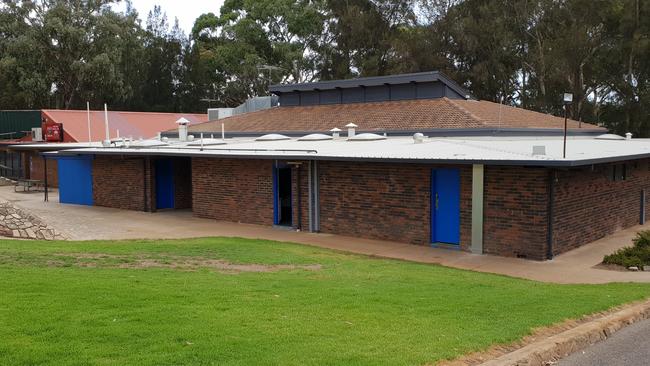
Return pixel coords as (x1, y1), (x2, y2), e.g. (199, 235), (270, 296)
(270, 71), (471, 99)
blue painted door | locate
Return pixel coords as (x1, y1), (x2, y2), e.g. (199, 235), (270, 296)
(155, 159), (175, 209)
(58, 156), (93, 206)
(431, 169), (461, 245)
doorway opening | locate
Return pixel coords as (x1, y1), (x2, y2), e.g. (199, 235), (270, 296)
(154, 157), (192, 211)
(274, 165), (292, 226)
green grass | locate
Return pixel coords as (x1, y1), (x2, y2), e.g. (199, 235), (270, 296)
(0, 238), (649, 366)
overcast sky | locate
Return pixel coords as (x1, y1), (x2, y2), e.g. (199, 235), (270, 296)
(113, 0), (225, 34)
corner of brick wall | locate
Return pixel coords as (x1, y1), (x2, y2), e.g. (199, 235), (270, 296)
(552, 159), (650, 255)
(93, 156), (149, 211)
(191, 158), (274, 225)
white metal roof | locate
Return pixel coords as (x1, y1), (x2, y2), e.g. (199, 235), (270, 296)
(47, 135), (650, 167)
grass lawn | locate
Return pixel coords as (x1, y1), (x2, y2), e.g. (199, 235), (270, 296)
(0, 238), (649, 366)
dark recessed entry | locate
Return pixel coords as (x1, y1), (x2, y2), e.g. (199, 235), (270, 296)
(273, 164), (292, 226)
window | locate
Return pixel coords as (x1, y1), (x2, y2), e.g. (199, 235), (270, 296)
(610, 164), (627, 181)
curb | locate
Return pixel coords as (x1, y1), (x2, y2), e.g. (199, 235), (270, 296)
(479, 299), (650, 366)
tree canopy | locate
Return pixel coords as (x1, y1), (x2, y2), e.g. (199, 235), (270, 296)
(0, 0), (648, 135)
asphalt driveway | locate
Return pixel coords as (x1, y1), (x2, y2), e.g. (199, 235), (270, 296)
(558, 319), (650, 366)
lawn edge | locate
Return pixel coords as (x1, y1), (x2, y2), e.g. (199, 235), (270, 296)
(439, 298), (650, 366)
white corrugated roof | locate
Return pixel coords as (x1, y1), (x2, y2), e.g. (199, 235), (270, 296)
(47, 135), (650, 167)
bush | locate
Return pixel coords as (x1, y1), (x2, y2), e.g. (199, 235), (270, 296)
(603, 230), (650, 268)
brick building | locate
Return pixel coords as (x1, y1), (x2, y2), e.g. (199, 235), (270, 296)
(37, 72), (650, 260)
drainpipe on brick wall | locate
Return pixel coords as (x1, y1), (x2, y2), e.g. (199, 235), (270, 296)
(547, 169), (556, 260)
(43, 154), (48, 202)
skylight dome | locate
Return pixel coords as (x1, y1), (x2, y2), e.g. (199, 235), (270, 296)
(255, 134), (291, 141)
(595, 134), (625, 140)
(348, 133), (387, 141)
(298, 133), (333, 141)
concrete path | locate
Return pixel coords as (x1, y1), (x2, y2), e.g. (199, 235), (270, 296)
(1, 187), (649, 284)
(557, 319), (650, 366)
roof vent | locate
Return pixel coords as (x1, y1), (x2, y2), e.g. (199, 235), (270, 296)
(330, 127), (342, 139)
(298, 133), (333, 141)
(595, 134), (625, 140)
(345, 123), (358, 137)
(413, 133), (425, 144)
(348, 133), (387, 141)
(626, 132), (633, 140)
(255, 133), (291, 141)
(176, 117), (190, 142)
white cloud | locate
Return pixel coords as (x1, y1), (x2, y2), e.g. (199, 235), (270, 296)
(113, 0), (225, 34)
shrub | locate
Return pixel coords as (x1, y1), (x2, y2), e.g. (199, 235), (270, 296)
(603, 230), (650, 268)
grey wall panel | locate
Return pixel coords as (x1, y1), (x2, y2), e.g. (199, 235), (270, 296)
(300, 91), (320, 105)
(445, 86), (466, 99)
(390, 83), (417, 100)
(365, 85), (390, 102)
(319, 89), (342, 105)
(341, 88), (365, 103)
(280, 92), (300, 106)
(416, 82), (444, 99)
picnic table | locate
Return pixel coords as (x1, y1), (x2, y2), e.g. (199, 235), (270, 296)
(14, 179), (45, 192)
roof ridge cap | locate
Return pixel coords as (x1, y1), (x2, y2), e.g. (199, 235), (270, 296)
(442, 97), (487, 126)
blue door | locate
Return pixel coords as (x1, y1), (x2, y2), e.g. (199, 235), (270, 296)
(155, 159), (174, 209)
(431, 169), (461, 245)
(57, 156), (93, 206)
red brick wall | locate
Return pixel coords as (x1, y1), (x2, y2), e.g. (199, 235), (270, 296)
(172, 158), (192, 209)
(93, 156), (152, 211)
(192, 158), (274, 225)
(552, 160), (650, 255)
(28, 152), (58, 187)
(483, 166), (549, 260)
(317, 161), (472, 247)
(291, 162), (310, 231)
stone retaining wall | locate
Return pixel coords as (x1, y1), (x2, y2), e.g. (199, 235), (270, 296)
(0, 201), (66, 240)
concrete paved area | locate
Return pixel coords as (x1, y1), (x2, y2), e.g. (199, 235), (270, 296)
(557, 318), (650, 366)
(1, 186), (650, 284)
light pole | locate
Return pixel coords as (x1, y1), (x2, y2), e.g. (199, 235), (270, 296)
(562, 93), (573, 159)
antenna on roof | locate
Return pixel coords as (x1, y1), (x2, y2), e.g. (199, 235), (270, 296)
(497, 96), (503, 133)
(104, 103), (110, 141)
(86, 101), (91, 142)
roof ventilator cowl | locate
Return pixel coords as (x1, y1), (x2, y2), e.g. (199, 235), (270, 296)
(345, 123), (357, 138)
(330, 127), (342, 139)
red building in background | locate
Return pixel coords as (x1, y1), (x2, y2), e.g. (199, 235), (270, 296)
(4, 110), (207, 187)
